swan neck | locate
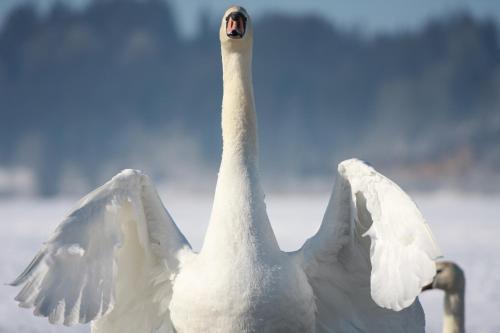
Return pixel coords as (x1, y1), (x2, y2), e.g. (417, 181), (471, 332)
(220, 48), (257, 165)
(443, 290), (465, 333)
(200, 44), (279, 257)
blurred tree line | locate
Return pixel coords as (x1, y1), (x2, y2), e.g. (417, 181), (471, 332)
(0, 0), (499, 195)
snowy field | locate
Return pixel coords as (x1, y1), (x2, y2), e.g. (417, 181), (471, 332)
(0, 190), (499, 332)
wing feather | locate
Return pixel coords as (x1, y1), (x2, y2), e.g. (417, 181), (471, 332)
(10, 169), (192, 331)
(300, 159), (441, 332)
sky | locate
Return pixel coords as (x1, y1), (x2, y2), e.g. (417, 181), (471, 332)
(1, 0), (500, 37)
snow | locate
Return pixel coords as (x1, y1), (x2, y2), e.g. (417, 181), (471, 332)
(0, 190), (499, 332)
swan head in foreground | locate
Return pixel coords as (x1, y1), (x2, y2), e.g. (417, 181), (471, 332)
(220, 6), (252, 51)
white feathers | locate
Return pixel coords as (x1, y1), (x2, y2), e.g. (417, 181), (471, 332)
(65, 244), (85, 257)
(339, 159), (441, 310)
(301, 159), (441, 332)
(11, 169), (192, 332)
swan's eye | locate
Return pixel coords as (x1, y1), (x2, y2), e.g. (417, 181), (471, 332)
(226, 11), (247, 39)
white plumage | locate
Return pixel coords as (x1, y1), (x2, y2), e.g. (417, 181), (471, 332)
(11, 6), (441, 333)
(11, 170), (192, 332)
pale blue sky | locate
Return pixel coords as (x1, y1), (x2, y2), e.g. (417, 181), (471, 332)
(1, 0), (500, 36)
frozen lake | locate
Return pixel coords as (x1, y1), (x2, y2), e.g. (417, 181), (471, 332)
(1, 190), (499, 332)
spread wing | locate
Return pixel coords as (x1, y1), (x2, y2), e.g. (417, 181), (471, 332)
(10, 169), (193, 332)
(299, 159), (441, 332)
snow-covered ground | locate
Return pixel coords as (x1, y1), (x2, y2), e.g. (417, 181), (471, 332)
(0, 190), (499, 332)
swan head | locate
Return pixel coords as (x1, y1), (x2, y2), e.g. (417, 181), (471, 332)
(220, 6), (252, 52)
(422, 261), (465, 293)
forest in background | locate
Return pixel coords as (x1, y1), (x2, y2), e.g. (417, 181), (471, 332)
(1, 0), (499, 196)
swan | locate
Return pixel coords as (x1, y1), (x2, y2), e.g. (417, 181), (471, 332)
(422, 261), (465, 333)
(11, 6), (441, 333)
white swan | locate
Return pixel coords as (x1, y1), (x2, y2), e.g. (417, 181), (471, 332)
(11, 6), (441, 333)
(422, 261), (465, 333)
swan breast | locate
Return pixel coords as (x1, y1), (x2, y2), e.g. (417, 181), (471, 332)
(169, 253), (315, 333)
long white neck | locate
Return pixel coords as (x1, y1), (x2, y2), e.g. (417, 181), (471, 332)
(442, 289), (465, 333)
(200, 42), (279, 258)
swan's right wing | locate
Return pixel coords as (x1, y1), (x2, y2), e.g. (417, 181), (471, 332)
(299, 159), (441, 332)
(10, 170), (193, 332)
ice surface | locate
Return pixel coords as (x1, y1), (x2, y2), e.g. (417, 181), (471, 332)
(0, 190), (498, 332)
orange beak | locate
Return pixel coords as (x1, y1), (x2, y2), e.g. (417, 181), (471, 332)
(226, 12), (246, 39)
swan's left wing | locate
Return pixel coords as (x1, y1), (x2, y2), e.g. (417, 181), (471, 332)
(298, 159), (441, 332)
(10, 170), (192, 332)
